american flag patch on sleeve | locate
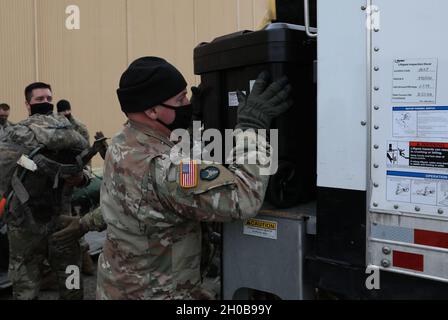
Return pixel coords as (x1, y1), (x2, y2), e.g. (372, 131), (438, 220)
(179, 160), (198, 189)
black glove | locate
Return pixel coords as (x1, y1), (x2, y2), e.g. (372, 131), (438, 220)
(94, 131), (108, 160)
(52, 215), (88, 248)
(191, 84), (205, 121)
(235, 71), (293, 130)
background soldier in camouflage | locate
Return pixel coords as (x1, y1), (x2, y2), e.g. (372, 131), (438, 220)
(53, 57), (292, 300)
(3, 82), (90, 300)
(55, 98), (96, 276)
(0, 103), (12, 139)
(57, 99), (90, 143)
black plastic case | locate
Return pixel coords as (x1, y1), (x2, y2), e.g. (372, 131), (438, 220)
(194, 23), (317, 208)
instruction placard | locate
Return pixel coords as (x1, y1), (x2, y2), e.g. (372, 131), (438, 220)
(393, 106), (448, 138)
(392, 58), (438, 104)
(371, 57), (447, 216)
(386, 171), (448, 207)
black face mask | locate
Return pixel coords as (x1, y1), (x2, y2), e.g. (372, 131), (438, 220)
(0, 116), (7, 125)
(30, 102), (54, 116)
(159, 103), (193, 131)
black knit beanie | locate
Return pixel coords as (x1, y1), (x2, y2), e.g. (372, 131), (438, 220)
(57, 99), (71, 112)
(117, 57), (187, 113)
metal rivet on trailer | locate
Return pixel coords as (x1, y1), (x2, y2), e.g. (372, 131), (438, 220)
(361, 5), (367, 10)
(373, 164), (379, 168)
(374, 66), (380, 71)
(382, 247), (391, 255)
(374, 105), (380, 110)
(415, 206), (421, 212)
(374, 144), (379, 149)
(361, 121), (367, 126)
(381, 259), (390, 268)
(373, 202), (378, 207)
(374, 183), (379, 188)
(438, 209), (444, 214)
(394, 204), (399, 209)
(374, 125), (379, 130)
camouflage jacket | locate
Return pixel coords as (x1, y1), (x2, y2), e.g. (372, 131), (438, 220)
(96, 120), (270, 300)
(0, 120), (12, 139)
(2, 114), (89, 232)
(69, 116), (90, 143)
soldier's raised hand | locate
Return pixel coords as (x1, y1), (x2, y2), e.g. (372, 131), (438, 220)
(235, 71), (293, 130)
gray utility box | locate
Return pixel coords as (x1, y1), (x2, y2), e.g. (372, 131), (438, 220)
(223, 204), (315, 300)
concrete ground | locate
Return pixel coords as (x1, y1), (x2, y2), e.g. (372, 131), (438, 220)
(0, 255), (99, 300)
(0, 229), (221, 300)
(0, 254), (221, 300)
(39, 255), (99, 300)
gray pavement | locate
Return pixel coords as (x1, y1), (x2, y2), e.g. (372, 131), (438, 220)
(0, 255), (221, 300)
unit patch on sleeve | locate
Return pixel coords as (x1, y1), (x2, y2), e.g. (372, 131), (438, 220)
(200, 166), (220, 181)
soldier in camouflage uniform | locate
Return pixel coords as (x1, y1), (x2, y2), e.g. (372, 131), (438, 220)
(55, 98), (97, 275)
(57, 99), (90, 143)
(53, 57), (292, 300)
(0, 103), (13, 139)
(2, 82), (90, 300)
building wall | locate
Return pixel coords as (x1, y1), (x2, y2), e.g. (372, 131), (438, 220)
(0, 0), (270, 166)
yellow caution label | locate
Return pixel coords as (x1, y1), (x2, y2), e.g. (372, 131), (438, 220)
(244, 219), (277, 230)
(243, 218), (278, 240)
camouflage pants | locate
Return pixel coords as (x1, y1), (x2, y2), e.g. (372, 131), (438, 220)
(7, 224), (83, 300)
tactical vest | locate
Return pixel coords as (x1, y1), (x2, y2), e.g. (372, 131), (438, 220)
(0, 115), (89, 233)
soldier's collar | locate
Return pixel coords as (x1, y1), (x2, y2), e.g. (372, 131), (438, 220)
(128, 120), (174, 146)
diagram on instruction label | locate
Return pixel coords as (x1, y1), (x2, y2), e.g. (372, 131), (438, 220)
(387, 177), (411, 202)
(437, 182), (448, 206)
(386, 171), (448, 208)
(387, 141), (409, 166)
(393, 111), (417, 137)
(411, 180), (437, 205)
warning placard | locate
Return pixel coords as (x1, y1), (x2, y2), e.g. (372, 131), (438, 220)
(386, 140), (448, 171)
(243, 218), (277, 240)
(409, 142), (448, 168)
